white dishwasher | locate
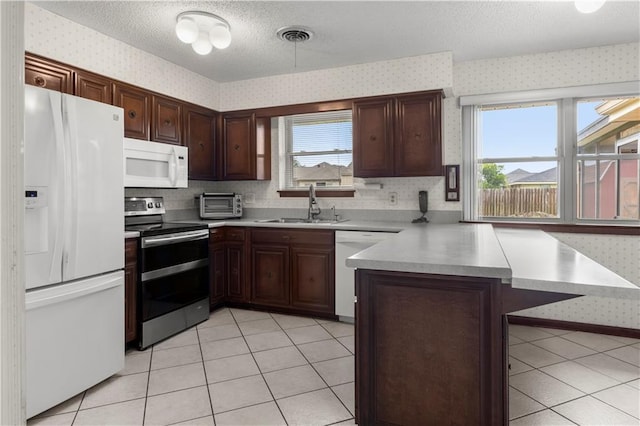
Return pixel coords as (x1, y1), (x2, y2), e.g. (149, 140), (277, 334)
(335, 230), (396, 319)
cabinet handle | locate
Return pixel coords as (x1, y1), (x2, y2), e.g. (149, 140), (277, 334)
(34, 76), (46, 87)
(267, 272), (272, 279)
(369, 135), (376, 141)
(199, 142), (204, 150)
(128, 110), (137, 119)
(234, 144), (240, 150)
(282, 235), (290, 240)
(415, 132), (422, 138)
(164, 119), (171, 126)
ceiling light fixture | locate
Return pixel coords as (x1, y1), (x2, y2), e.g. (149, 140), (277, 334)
(175, 11), (231, 55)
(574, 0), (606, 13)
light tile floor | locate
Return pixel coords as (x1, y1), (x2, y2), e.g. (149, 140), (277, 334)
(29, 310), (640, 425)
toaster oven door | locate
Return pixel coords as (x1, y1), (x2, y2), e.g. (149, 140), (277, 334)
(201, 196), (235, 218)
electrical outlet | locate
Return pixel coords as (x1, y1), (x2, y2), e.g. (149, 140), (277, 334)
(244, 193), (255, 204)
(389, 192), (398, 205)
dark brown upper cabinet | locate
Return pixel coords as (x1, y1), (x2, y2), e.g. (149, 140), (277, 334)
(152, 95), (183, 145)
(222, 112), (271, 181)
(352, 98), (395, 177)
(74, 70), (113, 104)
(184, 105), (217, 180)
(113, 83), (151, 141)
(353, 91), (443, 178)
(25, 54), (73, 94)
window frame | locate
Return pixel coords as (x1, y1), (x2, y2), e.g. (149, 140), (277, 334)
(280, 109), (353, 191)
(461, 81), (640, 225)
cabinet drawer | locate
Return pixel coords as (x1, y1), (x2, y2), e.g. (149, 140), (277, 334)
(252, 228), (334, 246)
(209, 228), (225, 243)
(226, 228), (246, 241)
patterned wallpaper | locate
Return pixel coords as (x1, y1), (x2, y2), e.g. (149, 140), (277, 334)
(24, 4), (221, 110)
(219, 52), (453, 111)
(454, 42), (640, 96)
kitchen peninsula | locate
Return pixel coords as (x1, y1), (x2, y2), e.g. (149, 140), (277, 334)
(347, 223), (639, 425)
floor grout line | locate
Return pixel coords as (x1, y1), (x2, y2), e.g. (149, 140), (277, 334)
(30, 314), (640, 426)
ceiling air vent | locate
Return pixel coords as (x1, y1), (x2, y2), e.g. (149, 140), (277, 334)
(277, 27), (313, 43)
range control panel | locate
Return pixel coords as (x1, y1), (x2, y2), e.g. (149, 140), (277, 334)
(124, 197), (166, 216)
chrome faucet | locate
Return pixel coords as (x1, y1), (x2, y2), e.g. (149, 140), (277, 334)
(308, 184), (321, 220)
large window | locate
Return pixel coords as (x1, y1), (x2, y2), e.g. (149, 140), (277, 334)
(281, 110), (353, 189)
(477, 102), (559, 218)
(462, 84), (639, 224)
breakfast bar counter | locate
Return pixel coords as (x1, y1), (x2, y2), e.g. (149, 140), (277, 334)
(346, 223), (638, 425)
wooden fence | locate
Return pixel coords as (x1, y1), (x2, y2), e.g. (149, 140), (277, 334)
(481, 187), (557, 217)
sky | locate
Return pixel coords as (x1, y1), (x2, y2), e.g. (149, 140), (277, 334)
(480, 101), (602, 174)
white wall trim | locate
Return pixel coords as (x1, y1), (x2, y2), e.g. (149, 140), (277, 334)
(459, 81), (640, 106)
(0, 1), (25, 423)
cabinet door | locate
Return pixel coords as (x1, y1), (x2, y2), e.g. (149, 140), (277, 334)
(124, 239), (138, 343)
(222, 113), (256, 180)
(251, 244), (290, 307)
(113, 83), (151, 140)
(291, 246), (335, 314)
(152, 95), (183, 145)
(395, 93), (442, 176)
(226, 241), (247, 302)
(209, 243), (226, 308)
(74, 70), (112, 104)
(185, 106), (217, 180)
(353, 98), (394, 178)
(25, 54), (73, 93)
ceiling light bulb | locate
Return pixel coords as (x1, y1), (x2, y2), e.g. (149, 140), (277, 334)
(192, 31), (213, 55)
(210, 24), (232, 49)
(574, 0), (606, 13)
(175, 17), (198, 44)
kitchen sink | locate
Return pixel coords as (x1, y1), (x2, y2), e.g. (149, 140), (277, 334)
(255, 217), (349, 224)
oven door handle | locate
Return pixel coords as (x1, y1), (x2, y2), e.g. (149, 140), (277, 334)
(141, 259), (209, 282)
(141, 230), (209, 248)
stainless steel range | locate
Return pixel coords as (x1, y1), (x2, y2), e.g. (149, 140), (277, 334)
(125, 197), (209, 349)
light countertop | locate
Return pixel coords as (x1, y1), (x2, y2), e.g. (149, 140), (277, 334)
(172, 218), (408, 233)
(494, 228), (638, 298)
(124, 219), (638, 299)
(346, 223), (639, 298)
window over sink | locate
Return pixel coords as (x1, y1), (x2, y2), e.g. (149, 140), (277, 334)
(279, 110), (353, 190)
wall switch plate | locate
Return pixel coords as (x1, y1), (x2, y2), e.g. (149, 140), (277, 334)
(389, 192), (398, 205)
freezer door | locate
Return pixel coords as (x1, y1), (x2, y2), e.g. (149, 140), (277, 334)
(62, 94), (124, 281)
(26, 271), (125, 418)
(24, 86), (65, 289)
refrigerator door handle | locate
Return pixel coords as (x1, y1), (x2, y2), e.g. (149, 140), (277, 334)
(49, 92), (66, 282)
(61, 96), (79, 281)
(26, 273), (122, 311)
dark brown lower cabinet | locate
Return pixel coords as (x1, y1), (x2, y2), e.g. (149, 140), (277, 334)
(209, 240), (226, 309)
(250, 228), (335, 316)
(124, 239), (138, 343)
(291, 246), (334, 314)
(355, 269), (577, 425)
(251, 244), (290, 307)
(226, 241), (248, 303)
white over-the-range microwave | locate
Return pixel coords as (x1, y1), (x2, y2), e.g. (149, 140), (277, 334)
(123, 138), (188, 188)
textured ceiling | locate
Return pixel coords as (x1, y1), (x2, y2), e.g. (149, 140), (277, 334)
(33, 1), (640, 83)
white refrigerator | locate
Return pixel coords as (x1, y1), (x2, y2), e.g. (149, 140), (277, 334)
(24, 85), (125, 418)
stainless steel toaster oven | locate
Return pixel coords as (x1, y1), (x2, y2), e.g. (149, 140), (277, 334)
(199, 193), (242, 219)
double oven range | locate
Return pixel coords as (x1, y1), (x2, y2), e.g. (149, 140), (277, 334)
(125, 197), (209, 349)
